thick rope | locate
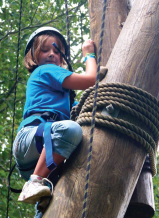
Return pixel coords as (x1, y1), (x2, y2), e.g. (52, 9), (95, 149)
(77, 112), (156, 175)
(71, 83), (159, 177)
(6, 0), (23, 217)
(80, 94), (159, 141)
(81, 0), (107, 217)
(71, 83), (159, 120)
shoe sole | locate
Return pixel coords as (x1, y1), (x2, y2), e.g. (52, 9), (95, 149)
(18, 189), (51, 205)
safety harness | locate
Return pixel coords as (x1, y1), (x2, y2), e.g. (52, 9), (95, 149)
(8, 111), (59, 193)
(34, 111), (59, 170)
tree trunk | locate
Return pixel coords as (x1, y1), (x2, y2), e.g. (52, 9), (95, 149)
(89, 0), (129, 66)
(124, 156), (155, 218)
(103, 0), (159, 96)
(89, 0), (155, 217)
(43, 0), (159, 217)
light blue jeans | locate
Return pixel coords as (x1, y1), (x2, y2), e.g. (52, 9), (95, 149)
(13, 120), (83, 181)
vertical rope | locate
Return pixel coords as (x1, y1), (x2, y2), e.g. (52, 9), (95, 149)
(80, 9), (84, 58)
(64, 0), (77, 111)
(81, 0), (107, 217)
(65, 0), (71, 62)
(6, 0), (23, 217)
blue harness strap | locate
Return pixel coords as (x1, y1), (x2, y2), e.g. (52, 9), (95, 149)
(44, 122), (57, 170)
(35, 123), (45, 154)
(35, 121), (57, 170)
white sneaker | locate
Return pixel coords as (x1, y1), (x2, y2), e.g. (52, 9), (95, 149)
(18, 175), (53, 204)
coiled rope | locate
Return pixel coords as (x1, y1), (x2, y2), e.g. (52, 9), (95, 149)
(80, 0), (107, 217)
(71, 83), (159, 177)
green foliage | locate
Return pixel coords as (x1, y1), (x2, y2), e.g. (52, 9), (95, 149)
(0, 0), (89, 217)
(153, 157), (159, 218)
(0, 0), (159, 218)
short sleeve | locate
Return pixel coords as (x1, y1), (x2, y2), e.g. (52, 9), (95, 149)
(38, 64), (73, 92)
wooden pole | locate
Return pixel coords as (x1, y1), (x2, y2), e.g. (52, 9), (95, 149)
(89, 0), (155, 217)
(103, 0), (159, 96)
(89, 0), (128, 66)
(124, 156), (155, 218)
(43, 0), (159, 217)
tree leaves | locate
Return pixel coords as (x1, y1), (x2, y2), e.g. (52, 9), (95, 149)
(1, 1), (158, 218)
(0, 0), (89, 217)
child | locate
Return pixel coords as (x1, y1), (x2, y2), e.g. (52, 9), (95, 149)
(13, 26), (97, 205)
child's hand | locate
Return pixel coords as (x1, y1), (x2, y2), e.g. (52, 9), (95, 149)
(82, 39), (95, 57)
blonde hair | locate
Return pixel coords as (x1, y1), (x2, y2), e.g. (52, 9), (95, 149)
(24, 32), (66, 73)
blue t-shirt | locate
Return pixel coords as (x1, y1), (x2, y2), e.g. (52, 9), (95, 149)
(18, 64), (73, 131)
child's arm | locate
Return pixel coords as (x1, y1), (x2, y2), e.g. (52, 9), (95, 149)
(62, 39), (97, 90)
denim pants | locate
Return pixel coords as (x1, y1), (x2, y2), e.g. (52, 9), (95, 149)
(13, 120), (83, 181)
(35, 203), (43, 218)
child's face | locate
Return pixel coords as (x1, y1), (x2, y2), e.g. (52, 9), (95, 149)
(38, 36), (61, 66)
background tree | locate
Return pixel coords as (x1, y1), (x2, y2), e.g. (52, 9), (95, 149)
(0, 1), (89, 217)
(0, 0), (158, 218)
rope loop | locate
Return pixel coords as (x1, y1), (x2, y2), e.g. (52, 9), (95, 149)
(71, 83), (159, 177)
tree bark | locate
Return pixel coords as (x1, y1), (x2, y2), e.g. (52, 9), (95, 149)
(89, 0), (155, 217)
(103, 0), (159, 96)
(89, 0), (129, 66)
(124, 156), (155, 218)
(43, 0), (159, 217)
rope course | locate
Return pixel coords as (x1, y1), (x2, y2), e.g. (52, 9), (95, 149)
(6, 0), (23, 217)
(5, 0), (158, 217)
(71, 83), (159, 177)
(65, 0), (71, 62)
(80, 0), (107, 217)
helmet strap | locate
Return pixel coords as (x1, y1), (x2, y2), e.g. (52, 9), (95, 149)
(31, 46), (36, 63)
(52, 42), (73, 72)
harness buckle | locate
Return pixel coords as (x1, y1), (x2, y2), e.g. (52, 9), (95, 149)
(41, 112), (58, 122)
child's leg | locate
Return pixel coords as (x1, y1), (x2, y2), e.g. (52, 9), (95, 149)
(50, 120), (83, 159)
(33, 148), (65, 178)
(33, 120), (82, 178)
(17, 149), (65, 205)
(18, 120), (82, 204)
(13, 126), (40, 181)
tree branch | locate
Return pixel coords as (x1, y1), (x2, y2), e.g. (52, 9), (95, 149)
(0, 164), (10, 172)
(0, 96), (26, 113)
(0, 0), (88, 42)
